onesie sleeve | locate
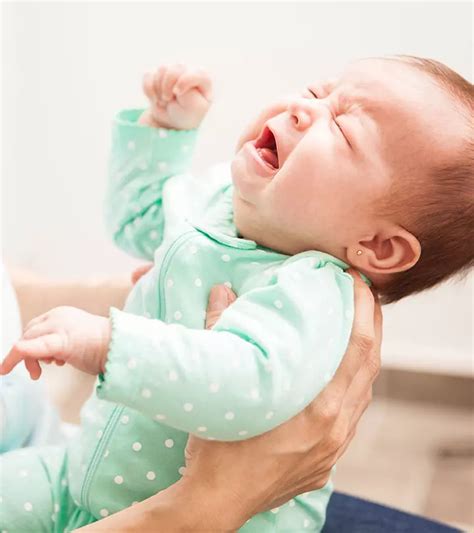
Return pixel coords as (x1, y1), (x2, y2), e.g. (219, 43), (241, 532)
(104, 109), (198, 260)
(97, 257), (355, 441)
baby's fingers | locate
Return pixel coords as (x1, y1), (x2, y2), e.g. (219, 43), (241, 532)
(0, 333), (64, 375)
(143, 67), (165, 103)
(161, 63), (186, 102)
(174, 68), (212, 101)
(25, 357), (42, 380)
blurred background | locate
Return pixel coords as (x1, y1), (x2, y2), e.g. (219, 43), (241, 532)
(2, 1), (473, 530)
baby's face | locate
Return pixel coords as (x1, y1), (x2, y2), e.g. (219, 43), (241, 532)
(231, 58), (464, 261)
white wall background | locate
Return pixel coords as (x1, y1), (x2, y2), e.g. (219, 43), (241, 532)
(2, 2), (473, 375)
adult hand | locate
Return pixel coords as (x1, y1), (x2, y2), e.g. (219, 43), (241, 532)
(183, 269), (382, 521)
(76, 269), (382, 532)
(131, 263), (153, 285)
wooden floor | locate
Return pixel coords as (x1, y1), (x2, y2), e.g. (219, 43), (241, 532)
(333, 397), (474, 531)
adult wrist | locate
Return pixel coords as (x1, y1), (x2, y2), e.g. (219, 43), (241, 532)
(158, 477), (250, 531)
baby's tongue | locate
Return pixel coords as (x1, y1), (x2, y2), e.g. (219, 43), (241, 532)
(257, 147), (278, 169)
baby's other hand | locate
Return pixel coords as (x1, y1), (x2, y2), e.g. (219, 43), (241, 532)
(139, 63), (213, 130)
(0, 307), (111, 380)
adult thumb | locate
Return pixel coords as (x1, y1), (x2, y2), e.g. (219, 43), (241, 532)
(205, 285), (237, 329)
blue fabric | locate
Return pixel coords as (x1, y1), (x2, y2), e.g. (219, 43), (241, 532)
(323, 492), (461, 532)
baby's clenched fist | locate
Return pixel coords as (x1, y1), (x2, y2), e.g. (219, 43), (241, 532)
(140, 63), (213, 130)
(0, 306), (111, 380)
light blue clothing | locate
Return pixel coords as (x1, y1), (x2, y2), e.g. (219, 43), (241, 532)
(1, 110), (357, 532)
(0, 263), (60, 453)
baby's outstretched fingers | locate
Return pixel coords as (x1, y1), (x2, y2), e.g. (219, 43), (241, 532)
(24, 357), (42, 380)
(0, 333), (65, 376)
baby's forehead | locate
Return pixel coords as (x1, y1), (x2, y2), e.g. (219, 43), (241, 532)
(323, 58), (466, 171)
(330, 58), (434, 111)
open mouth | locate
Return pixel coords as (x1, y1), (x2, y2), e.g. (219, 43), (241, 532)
(254, 126), (279, 171)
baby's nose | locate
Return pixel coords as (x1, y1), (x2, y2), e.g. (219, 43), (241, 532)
(287, 98), (330, 130)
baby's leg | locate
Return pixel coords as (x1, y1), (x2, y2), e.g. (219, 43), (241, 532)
(0, 367), (61, 453)
(1, 263), (61, 453)
(0, 445), (76, 532)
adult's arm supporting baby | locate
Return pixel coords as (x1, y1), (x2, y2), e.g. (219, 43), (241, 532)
(97, 259), (354, 441)
(104, 109), (198, 260)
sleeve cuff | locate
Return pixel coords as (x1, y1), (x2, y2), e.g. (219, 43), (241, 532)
(96, 307), (166, 405)
(112, 108), (199, 169)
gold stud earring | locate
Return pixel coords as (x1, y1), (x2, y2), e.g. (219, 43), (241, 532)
(356, 250), (363, 256)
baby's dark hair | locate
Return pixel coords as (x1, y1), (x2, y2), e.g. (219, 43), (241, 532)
(379, 56), (473, 304)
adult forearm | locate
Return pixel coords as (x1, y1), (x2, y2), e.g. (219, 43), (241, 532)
(74, 479), (247, 532)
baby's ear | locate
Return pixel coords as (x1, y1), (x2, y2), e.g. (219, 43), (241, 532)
(347, 226), (421, 275)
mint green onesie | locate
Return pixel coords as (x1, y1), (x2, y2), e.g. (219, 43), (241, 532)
(0, 109), (356, 533)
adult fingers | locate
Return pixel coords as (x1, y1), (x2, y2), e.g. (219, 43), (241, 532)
(131, 263), (153, 285)
(373, 292), (383, 352)
(205, 285), (237, 330)
(330, 269), (376, 393)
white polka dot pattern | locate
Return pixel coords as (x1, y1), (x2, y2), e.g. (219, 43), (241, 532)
(104, 123), (356, 529)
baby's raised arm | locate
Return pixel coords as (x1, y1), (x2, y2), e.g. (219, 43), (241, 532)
(104, 64), (212, 259)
